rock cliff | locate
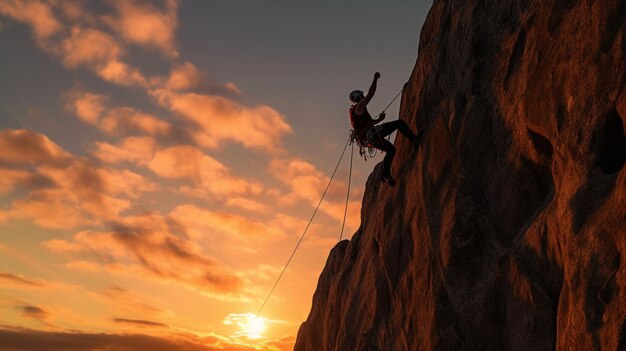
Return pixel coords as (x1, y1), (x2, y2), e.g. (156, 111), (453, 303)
(295, 1), (626, 350)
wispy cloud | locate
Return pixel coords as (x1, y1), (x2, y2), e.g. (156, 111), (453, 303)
(166, 62), (241, 97)
(44, 219), (244, 295)
(0, 272), (47, 289)
(112, 318), (169, 328)
(169, 204), (283, 242)
(18, 305), (49, 321)
(0, 272), (75, 292)
(99, 285), (168, 316)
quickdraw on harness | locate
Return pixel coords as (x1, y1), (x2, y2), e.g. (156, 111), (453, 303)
(349, 127), (383, 161)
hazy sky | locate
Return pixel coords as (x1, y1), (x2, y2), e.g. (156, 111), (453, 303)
(0, 1), (429, 350)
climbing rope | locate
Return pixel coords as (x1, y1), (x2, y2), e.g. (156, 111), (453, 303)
(378, 87), (404, 142)
(256, 135), (353, 318)
(339, 141), (354, 241)
(375, 87), (404, 118)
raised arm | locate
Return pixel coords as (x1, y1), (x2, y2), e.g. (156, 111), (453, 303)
(354, 72), (380, 115)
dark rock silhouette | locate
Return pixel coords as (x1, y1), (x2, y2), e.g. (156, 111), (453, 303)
(295, 0), (626, 350)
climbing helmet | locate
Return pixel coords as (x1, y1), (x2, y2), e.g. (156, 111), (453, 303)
(349, 90), (364, 103)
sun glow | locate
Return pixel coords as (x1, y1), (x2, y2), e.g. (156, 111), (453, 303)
(243, 315), (266, 339)
(224, 313), (267, 340)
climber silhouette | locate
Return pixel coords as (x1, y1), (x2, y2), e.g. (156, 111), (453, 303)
(349, 72), (422, 186)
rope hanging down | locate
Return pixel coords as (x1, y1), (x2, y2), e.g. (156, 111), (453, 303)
(256, 136), (353, 318)
(339, 141), (353, 241)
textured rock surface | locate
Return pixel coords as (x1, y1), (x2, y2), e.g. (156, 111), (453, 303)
(295, 1), (626, 350)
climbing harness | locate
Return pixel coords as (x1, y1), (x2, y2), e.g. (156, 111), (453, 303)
(350, 128), (378, 160)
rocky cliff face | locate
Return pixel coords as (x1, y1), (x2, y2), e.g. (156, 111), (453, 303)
(295, 1), (626, 350)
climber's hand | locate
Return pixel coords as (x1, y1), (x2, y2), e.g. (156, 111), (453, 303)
(374, 72), (381, 80)
(378, 112), (386, 122)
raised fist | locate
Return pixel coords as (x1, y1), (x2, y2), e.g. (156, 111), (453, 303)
(374, 72), (381, 79)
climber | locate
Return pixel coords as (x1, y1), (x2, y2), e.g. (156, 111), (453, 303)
(349, 72), (422, 186)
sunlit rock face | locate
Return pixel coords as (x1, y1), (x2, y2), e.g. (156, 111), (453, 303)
(295, 0), (626, 350)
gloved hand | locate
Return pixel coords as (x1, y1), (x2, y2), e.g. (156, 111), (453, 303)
(374, 72), (381, 79)
(378, 111), (386, 121)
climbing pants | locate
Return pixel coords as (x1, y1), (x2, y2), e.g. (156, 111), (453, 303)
(374, 120), (418, 176)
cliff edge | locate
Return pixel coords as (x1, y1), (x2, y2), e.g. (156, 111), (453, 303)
(295, 0), (626, 350)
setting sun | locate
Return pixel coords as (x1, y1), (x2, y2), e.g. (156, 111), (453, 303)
(244, 316), (267, 339)
(223, 313), (268, 340)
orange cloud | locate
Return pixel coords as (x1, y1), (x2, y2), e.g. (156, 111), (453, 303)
(1, 1), (153, 88)
(100, 108), (172, 136)
(166, 62), (241, 97)
(0, 272), (75, 292)
(0, 0), (62, 41)
(46, 221), (243, 295)
(0, 168), (48, 195)
(64, 90), (108, 124)
(225, 197), (269, 214)
(0, 129), (71, 166)
(60, 27), (147, 86)
(99, 285), (167, 316)
(0, 129), (155, 229)
(149, 145), (263, 196)
(9, 189), (96, 229)
(268, 158), (326, 204)
(167, 62), (206, 91)
(29, 162), (150, 222)
(148, 145), (223, 181)
(104, 0), (179, 57)
(93, 136), (157, 165)
(63, 260), (101, 272)
(268, 157), (361, 233)
(169, 204), (283, 242)
(64, 91), (186, 143)
(112, 318), (168, 329)
(153, 90), (292, 152)
(98, 60), (148, 87)
(0, 272), (47, 289)
(62, 27), (122, 68)
(18, 305), (50, 321)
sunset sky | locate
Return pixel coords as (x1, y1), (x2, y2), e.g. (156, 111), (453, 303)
(0, 1), (428, 350)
